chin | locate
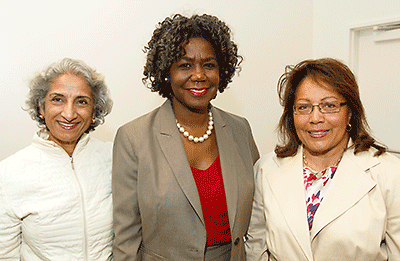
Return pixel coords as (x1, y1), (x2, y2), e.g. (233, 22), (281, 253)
(186, 102), (211, 111)
(304, 144), (331, 155)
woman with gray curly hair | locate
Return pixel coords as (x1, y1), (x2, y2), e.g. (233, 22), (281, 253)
(112, 14), (259, 260)
(0, 58), (114, 260)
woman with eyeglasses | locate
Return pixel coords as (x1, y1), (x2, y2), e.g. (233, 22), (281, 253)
(245, 58), (400, 260)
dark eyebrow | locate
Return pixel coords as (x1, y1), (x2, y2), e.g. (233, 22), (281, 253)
(321, 96), (340, 101)
(48, 93), (65, 98)
(178, 57), (193, 62)
(76, 95), (92, 100)
(179, 56), (217, 62)
(204, 57), (217, 62)
(296, 96), (341, 103)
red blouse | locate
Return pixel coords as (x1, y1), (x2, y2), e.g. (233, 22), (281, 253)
(190, 156), (231, 246)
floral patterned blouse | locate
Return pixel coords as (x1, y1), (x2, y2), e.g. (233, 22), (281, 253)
(303, 165), (338, 230)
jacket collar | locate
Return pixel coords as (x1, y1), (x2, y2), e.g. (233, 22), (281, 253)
(32, 129), (90, 158)
(310, 146), (378, 239)
(155, 100), (204, 224)
(212, 105), (240, 232)
(269, 149), (313, 260)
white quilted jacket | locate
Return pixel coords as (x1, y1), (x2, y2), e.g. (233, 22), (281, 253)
(0, 130), (113, 260)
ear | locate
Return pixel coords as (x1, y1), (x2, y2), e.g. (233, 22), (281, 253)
(91, 110), (96, 123)
(39, 102), (45, 119)
(347, 111), (352, 124)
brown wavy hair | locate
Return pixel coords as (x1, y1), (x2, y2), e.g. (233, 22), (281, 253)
(275, 58), (386, 158)
(142, 13), (242, 98)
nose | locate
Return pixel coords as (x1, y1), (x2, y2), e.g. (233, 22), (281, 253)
(309, 105), (324, 123)
(61, 102), (77, 121)
(191, 65), (206, 82)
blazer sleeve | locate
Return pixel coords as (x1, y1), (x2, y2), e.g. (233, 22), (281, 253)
(112, 126), (142, 260)
(244, 118), (260, 165)
(245, 158), (268, 260)
(0, 165), (21, 259)
(380, 155), (400, 259)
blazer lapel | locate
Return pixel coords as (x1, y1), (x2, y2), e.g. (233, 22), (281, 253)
(310, 148), (378, 240)
(212, 107), (240, 232)
(267, 149), (314, 260)
(155, 100), (204, 224)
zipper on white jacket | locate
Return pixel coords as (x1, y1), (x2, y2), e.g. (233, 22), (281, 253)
(70, 156), (89, 260)
(70, 157), (75, 170)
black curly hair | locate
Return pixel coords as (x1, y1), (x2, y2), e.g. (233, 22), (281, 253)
(143, 13), (242, 99)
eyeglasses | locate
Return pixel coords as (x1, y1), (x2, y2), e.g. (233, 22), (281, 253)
(293, 101), (347, 115)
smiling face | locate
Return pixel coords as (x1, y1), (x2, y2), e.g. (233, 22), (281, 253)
(169, 37), (219, 113)
(294, 77), (350, 157)
(40, 74), (94, 155)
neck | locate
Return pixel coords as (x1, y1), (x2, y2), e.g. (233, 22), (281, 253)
(47, 132), (78, 157)
(54, 142), (76, 157)
(303, 147), (345, 172)
(171, 99), (210, 127)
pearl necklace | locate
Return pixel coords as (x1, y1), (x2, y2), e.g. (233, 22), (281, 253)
(176, 111), (213, 143)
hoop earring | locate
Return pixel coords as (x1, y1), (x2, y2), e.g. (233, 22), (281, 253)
(346, 123), (352, 132)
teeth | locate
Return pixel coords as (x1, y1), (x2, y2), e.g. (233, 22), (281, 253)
(190, 89), (206, 93)
(310, 131), (328, 135)
(59, 122), (76, 127)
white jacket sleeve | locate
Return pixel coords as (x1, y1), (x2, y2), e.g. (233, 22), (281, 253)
(380, 154), (400, 260)
(0, 174), (21, 259)
(245, 158), (269, 260)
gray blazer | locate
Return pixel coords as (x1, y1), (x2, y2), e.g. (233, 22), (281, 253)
(112, 100), (259, 260)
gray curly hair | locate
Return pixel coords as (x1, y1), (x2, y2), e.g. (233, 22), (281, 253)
(25, 58), (113, 132)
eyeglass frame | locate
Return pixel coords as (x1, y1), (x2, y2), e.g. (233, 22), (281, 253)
(293, 101), (347, 115)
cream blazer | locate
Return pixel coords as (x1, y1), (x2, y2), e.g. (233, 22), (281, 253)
(112, 100), (259, 260)
(246, 146), (400, 261)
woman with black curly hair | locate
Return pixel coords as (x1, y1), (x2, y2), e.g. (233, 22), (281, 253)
(112, 14), (259, 260)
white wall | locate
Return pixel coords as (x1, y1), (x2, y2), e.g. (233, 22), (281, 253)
(312, 0), (400, 59)
(312, 0), (400, 151)
(0, 0), (313, 160)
